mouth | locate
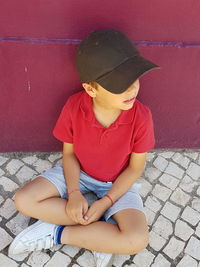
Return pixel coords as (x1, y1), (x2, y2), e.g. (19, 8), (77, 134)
(123, 97), (135, 104)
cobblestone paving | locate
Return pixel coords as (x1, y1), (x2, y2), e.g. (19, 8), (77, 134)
(0, 150), (200, 267)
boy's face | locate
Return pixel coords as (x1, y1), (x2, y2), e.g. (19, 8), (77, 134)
(83, 79), (140, 112)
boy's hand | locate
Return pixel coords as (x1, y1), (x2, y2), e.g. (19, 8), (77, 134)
(66, 192), (89, 225)
(82, 197), (111, 225)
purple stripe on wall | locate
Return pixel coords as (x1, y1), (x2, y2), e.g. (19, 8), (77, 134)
(1, 37), (200, 48)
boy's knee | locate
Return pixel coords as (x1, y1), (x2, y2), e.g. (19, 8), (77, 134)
(123, 230), (149, 255)
(14, 188), (33, 212)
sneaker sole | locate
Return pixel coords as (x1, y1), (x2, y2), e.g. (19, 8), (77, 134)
(8, 220), (47, 255)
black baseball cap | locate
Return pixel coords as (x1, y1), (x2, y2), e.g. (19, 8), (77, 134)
(76, 29), (160, 94)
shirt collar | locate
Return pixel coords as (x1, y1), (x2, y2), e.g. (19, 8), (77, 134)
(80, 90), (135, 128)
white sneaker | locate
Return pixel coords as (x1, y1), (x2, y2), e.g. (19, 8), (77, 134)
(8, 220), (60, 255)
(93, 251), (114, 267)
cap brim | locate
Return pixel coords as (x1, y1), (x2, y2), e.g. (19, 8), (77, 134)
(95, 56), (161, 94)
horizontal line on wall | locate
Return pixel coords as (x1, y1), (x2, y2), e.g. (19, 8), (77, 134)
(1, 37), (200, 47)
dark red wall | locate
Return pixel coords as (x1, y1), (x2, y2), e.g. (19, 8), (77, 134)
(1, 0), (200, 152)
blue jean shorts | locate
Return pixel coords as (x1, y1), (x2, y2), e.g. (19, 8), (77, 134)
(39, 164), (144, 225)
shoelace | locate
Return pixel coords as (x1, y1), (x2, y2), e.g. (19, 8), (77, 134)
(26, 235), (54, 251)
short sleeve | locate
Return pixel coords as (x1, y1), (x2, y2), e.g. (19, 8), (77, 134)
(53, 99), (73, 143)
(132, 109), (155, 153)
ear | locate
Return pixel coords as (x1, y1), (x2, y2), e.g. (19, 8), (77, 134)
(82, 83), (97, 97)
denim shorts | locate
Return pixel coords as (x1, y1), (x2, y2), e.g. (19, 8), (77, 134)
(39, 164), (144, 225)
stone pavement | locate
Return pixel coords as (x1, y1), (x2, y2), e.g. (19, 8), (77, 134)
(0, 150), (200, 267)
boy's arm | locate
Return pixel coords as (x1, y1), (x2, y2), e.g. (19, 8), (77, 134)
(83, 152), (147, 224)
(62, 142), (89, 224)
(101, 152), (147, 207)
(62, 142), (81, 192)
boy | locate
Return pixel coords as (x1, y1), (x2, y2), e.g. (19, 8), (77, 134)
(8, 29), (160, 266)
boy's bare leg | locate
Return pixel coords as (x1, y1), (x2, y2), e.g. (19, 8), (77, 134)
(14, 177), (148, 254)
(60, 209), (148, 255)
(14, 177), (78, 225)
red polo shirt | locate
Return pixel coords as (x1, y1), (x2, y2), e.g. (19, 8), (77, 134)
(53, 90), (155, 182)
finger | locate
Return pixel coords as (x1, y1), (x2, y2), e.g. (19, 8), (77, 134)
(76, 210), (87, 225)
(85, 214), (96, 225)
(83, 209), (91, 221)
(83, 203), (89, 218)
(70, 209), (81, 224)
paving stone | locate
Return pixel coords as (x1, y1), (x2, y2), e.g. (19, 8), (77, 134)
(159, 173), (179, 190)
(33, 159), (52, 174)
(175, 219), (194, 241)
(164, 162), (184, 179)
(186, 162), (200, 180)
(27, 251), (50, 267)
(159, 151), (175, 159)
(177, 254), (198, 267)
(16, 165), (37, 183)
(172, 152), (190, 169)
(170, 187), (190, 206)
(48, 245), (63, 254)
(144, 195), (162, 213)
(0, 227), (13, 250)
(197, 186), (200, 196)
(6, 212), (30, 235)
(0, 156), (9, 166)
(0, 176), (19, 192)
(149, 230), (167, 251)
(22, 155), (38, 165)
(152, 184), (172, 201)
(49, 244), (63, 252)
(138, 178), (152, 197)
(179, 175), (198, 193)
(153, 156), (168, 172)
(48, 153), (62, 162)
(163, 236), (185, 259)
(0, 195), (4, 205)
(8, 251), (31, 262)
(6, 159), (24, 175)
(133, 249), (155, 267)
(0, 253), (18, 267)
(124, 264), (138, 267)
(152, 215), (173, 239)
(195, 222), (200, 238)
(0, 168), (5, 176)
(0, 198), (16, 219)
(151, 253), (171, 267)
(181, 206), (200, 226)
(143, 207), (156, 226)
(160, 202), (181, 222)
(191, 197), (200, 212)
(144, 167), (161, 182)
(184, 152), (199, 160)
(185, 236), (200, 260)
(113, 254), (130, 266)
(76, 251), (95, 267)
(61, 244), (80, 257)
(44, 251), (71, 267)
(21, 264), (29, 267)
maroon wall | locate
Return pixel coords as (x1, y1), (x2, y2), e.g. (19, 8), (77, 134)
(1, 0), (200, 152)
